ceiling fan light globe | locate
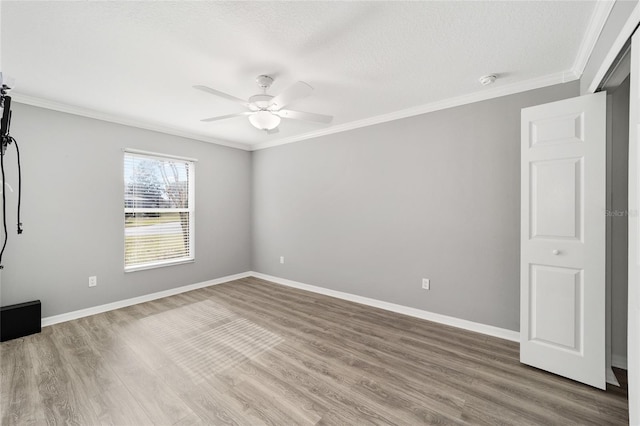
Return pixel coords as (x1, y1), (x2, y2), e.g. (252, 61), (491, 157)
(249, 110), (281, 130)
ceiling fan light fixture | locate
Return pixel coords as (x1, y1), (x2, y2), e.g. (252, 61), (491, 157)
(249, 110), (281, 130)
(195, 75), (332, 132)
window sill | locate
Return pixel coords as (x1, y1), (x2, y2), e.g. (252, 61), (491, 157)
(125, 258), (195, 273)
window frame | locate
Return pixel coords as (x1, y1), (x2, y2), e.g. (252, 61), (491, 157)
(123, 149), (196, 272)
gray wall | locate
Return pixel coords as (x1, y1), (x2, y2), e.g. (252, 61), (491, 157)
(0, 103), (252, 317)
(581, 0), (638, 94)
(252, 81), (579, 331)
(610, 76), (630, 363)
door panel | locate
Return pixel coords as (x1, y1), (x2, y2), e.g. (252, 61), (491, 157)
(529, 264), (581, 351)
(530, 158), (582, 240)
(521, 92), (606, 389)
(530, 112), (584, 147)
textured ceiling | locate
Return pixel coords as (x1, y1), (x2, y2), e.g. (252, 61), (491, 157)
(1, 1), (598, 149)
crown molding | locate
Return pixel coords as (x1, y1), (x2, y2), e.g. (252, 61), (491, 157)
(251, 69), (579, 151)
(571, 0), (616, 79)
(11, 68), (580, 153)
(11, 93), (251, 151)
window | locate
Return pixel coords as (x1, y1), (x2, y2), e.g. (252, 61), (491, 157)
(124, 150), (195, 271)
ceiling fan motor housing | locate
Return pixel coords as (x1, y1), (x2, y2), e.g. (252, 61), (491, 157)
(255, 75), (274, 90)
(249, 94), (274, 111)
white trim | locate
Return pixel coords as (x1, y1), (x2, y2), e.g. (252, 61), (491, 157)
(41, 269), (519, 342)
(123, 208), (189, 213)
(123, 259), (195, 273)
(11, 93), (250, 151)
(40, 270), (519, 342)
(123, 151), (196, 272)
(606, 94), (615, 385)
(627, 30), (640, 426)
(600, 43), (632, 91)
(607, 367), (621, 386)
(612, 353), (628, 369)
(249, 272), (520, 342)
(12, 70), (578, 153)
(123, 148), (199, 163)
(251, 70), (579, 151)
(41, 271), (251, 327)
(572, 0), (616, 78)
(586, 1), (640, 93)
(188, 158), (196, 268)
(33, 269), (630, 382)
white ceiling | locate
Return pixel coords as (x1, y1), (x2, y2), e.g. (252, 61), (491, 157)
(1, 1), (604, 150)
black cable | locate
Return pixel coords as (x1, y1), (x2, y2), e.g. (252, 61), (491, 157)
(13, 137), (22, 234)
(0, 140), (7, 269)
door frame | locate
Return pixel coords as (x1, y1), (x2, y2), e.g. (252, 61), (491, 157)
(626, 29), (640, 426)
(585, 4), (640, 423)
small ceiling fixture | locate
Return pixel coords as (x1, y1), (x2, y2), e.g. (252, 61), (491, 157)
(479, 74), (497, 86)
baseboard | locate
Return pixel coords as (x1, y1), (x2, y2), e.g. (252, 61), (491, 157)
(40, 269), (621, 384)
(41, 271), (252, 327)
(249, 272), (520, 342)
(612, 354), (628, 370)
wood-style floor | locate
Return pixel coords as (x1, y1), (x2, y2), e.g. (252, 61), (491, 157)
(1, 277), (628, 425)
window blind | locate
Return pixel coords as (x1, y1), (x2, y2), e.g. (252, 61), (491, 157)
(124, 152), (194, 271)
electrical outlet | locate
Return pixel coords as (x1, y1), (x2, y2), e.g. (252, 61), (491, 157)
(280, 256), (285, 264)
(89, 276), (97, 287)
(422, 278), (430, 290)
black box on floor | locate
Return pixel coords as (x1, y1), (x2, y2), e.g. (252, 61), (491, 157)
(0, 300), (41, 342)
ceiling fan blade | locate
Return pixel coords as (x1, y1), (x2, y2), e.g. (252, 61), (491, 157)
(266, 128), (280, 135)
(193, 85), (248, 106)
(269, 81), (313, 110)
(200, 112), (251, 122)
(276, 109), (333, 124)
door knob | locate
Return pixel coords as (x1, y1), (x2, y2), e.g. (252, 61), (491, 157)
(552, 249), (560, 255)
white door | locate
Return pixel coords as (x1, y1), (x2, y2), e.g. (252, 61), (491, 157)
(627, 30), (640, 426)
(521, 92), (606, 389)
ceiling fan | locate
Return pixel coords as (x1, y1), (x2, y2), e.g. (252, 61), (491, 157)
(194, 75), (333, 134)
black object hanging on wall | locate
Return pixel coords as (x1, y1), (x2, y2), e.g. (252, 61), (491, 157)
(0, 300), (41, 342)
